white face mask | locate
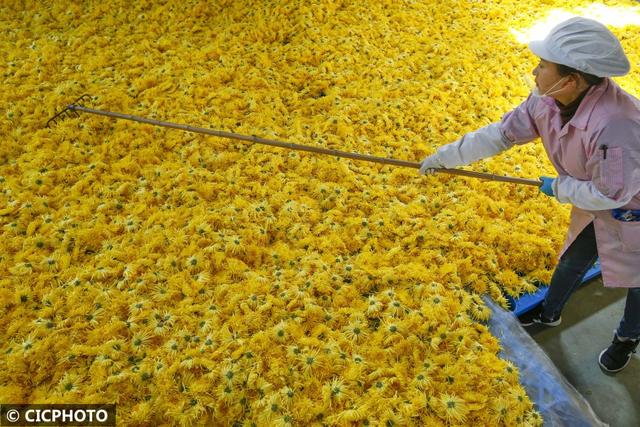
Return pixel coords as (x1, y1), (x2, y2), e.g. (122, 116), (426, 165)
(531, 76), (568, 98)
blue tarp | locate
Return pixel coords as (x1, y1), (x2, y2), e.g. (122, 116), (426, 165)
(507, 261), (601, 316)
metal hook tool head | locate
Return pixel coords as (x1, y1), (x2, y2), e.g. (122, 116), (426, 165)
(46, 94), (93, 128)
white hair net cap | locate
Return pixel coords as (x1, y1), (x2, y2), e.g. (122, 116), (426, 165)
(528, 17), (630, 77)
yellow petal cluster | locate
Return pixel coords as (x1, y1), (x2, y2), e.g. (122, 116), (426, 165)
(1, 0), (638, 425)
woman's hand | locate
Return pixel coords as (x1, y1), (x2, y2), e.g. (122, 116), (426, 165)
(539, 176), (556, 196)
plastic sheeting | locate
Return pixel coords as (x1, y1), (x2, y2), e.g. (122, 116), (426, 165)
(485, 297), (608, 427)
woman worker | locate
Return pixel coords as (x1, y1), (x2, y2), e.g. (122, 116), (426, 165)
(419, 17), (640, 373)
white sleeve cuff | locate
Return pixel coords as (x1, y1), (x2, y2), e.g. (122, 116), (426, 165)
(553, 175), (633, 210)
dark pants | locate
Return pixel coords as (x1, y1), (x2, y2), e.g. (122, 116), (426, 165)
(542, 222), (640, 339)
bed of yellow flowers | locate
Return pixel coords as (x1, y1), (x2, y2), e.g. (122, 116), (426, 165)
(1, 0), (639, 425)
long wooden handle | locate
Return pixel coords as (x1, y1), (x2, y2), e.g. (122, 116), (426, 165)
(69, 105), (542, 187)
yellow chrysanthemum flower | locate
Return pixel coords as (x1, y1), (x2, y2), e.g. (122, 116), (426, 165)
(2, 0), (639, 424)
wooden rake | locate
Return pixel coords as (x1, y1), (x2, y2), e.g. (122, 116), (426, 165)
(46, 95), (542, 187)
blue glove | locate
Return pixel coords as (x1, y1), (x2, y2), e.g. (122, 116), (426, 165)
(539, 176), (555, 197)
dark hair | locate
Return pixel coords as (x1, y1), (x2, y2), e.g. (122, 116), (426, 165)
(556, 63), (604, 86)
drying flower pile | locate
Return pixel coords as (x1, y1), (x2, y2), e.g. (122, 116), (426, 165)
(1, 0), (639, 425)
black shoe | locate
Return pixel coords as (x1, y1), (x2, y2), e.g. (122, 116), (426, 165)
(518, 304), (562, 327)
(598, 332), (639, 373)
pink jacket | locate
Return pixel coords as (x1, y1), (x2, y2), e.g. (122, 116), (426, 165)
(500, 79), (640, 288)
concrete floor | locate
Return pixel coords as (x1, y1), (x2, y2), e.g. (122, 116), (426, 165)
(526, 277), (640, 427)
